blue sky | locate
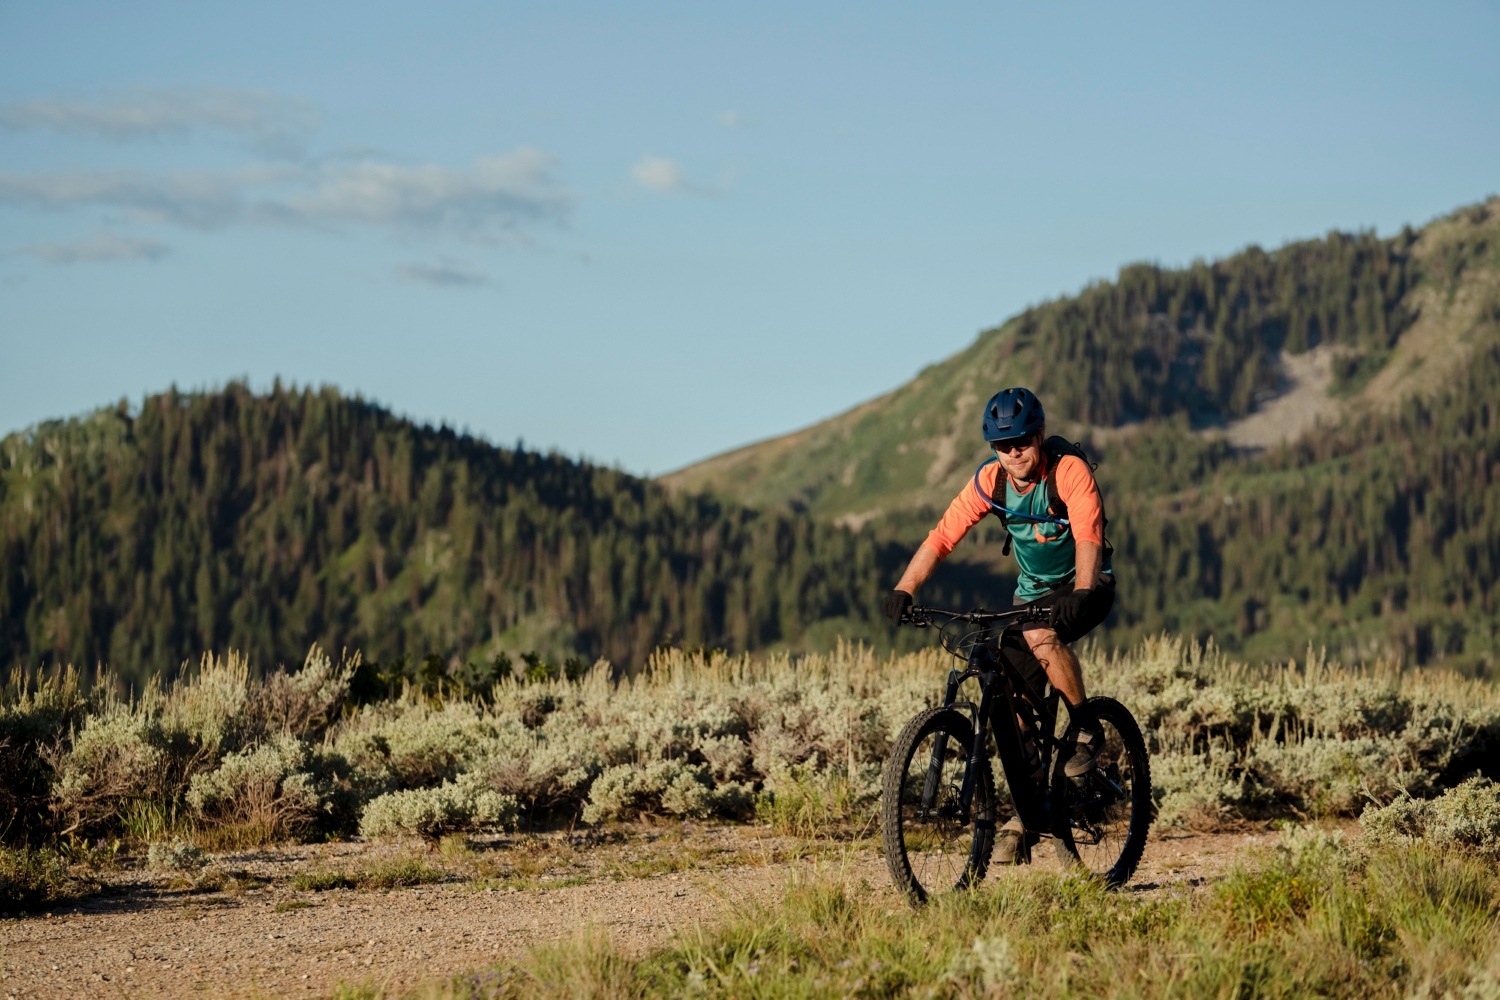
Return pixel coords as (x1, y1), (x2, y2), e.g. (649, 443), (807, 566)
(2, 2), (1497, 474)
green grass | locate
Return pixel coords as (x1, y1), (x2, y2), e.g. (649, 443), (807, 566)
(415, 831), (1499, 999)
(753, 768), (879, 841)
(290, 868), (361, 892)
(290, 857), (447, 893)
(363, 857), (447, 889)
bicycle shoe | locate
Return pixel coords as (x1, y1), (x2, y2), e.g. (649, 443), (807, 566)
(993, 817), (1038, 864)
(1063, 723), (1104, 778)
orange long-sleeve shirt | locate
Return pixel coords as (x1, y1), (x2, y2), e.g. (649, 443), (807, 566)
(924, 453), (1106, 559)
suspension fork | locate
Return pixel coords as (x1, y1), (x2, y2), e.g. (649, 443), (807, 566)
(919, 669), (966, 812)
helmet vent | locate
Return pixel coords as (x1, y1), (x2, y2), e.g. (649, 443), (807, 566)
(1012, 400), (1023, 416)
(990, 405), (999, 419)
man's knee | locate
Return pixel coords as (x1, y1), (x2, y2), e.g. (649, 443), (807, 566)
(1024, 628), (1066, 661)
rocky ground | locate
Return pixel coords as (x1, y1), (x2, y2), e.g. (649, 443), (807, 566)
(2, 824), (1277, 999)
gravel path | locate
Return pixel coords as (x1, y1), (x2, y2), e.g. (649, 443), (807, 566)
(2, 827), (1270, 999)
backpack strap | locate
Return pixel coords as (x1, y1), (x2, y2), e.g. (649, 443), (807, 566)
(1040, 436), (1084, 523)
(1040, 436), (1115, 564)
(972, 457), (1070, 557)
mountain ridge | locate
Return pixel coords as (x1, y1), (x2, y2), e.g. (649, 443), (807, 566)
(662, 198), (1500, 524)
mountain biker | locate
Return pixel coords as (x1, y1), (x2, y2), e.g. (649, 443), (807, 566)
(880, 386), (1114, 861)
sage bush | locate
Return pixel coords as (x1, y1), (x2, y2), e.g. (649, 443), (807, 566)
(1362, 777), (1500, 859)
(5, 635), (1499, 846)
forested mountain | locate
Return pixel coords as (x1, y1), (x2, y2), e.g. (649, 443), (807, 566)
(4, 201), (1497, 682)
(0, 385), (1006, 686)
(667, 199), (1500, 669)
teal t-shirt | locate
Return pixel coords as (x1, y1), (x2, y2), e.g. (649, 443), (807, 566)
(1003, 473), (1112, 602)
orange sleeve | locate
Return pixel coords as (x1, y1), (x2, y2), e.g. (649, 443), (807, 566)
(1054, 455), (1104, 546)
(924, 463), (998, 558)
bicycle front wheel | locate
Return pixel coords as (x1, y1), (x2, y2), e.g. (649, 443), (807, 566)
(1052, 696), (1153, 886)
(881, 706), (995, 905)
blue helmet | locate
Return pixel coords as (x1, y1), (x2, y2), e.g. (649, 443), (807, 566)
(982, 387), (1045, 442)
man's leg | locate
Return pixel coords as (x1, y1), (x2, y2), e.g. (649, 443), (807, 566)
(1023, 627), (1085, 705)
(1023, 626), (1100, 776)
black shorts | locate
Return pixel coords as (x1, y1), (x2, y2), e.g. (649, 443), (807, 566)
(1012, 578), (1115, 645)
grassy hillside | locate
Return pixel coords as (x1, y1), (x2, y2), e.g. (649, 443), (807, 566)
(664, 198), (1499, 524)
(662, 200), (1500, 669)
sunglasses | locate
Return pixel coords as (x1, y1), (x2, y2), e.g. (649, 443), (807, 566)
(991, 436), (1036, 454)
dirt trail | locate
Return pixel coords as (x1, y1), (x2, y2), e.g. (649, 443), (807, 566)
(2, 827), (1267, 999)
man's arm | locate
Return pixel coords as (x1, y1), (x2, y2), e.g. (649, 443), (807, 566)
(1054, 455), (1106, 592)
(1074, 540), (1102, 591)
(894, 541), (944, 596)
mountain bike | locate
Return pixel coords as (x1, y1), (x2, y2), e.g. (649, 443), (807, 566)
(881, 603), (1152, 903)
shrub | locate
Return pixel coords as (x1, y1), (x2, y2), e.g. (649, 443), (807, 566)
(48, 704), (171, 836)
(0, 666), (90, 842)
(0, 845), (86, 911)
(243, 648), (354, 738)
(146, 838), (207, 871)
(582, 760), (755, 824)
(359, 773), (519, 839)
(16, 634), (1500, 846)
(1362, 776), (1500, 859)
(186, 733), (323, 843)
(45, 647), (359, 842)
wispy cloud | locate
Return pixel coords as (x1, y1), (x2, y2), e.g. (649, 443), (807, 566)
(717, 110), (743, 128)
(395, 258), (490, 288)
(0, 150), (572, 239)
(0, 166), (279, 229)
(14, 230), (170, 264)
(0, 88), (316, 157)
(632, 155), (700, 194)
(274, 150), (570, 235)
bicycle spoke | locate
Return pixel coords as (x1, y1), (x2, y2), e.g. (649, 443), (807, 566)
(900, 732), (973, 891)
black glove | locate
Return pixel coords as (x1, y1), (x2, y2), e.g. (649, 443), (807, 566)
(881, 590), (914, 624)
(1051, 588), (1092, 634)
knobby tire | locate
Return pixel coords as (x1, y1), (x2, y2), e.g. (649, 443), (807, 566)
(1051, 696), (1153, 886)
(881, 706), (996, 905)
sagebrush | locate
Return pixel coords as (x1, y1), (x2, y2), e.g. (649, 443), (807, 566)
(4, 636), (1499, 847)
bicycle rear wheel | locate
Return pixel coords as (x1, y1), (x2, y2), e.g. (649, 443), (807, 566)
(1051, 697), (1152, 886)
(881, 706), (995, 904)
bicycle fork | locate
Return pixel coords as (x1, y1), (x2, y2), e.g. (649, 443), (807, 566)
(921, 658), (1010, 826)
(918, 668), (967, 814)
(921, 658), (1050, 840)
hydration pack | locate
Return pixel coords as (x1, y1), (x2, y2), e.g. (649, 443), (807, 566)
(978, 436), (1110, 558)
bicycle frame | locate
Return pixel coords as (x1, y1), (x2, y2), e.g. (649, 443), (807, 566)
(910, 605), (1060, 849)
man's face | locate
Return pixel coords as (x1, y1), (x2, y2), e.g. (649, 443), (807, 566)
(992, 431), (1043, 481)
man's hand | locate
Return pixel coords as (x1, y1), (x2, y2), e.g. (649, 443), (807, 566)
(1051, 587), (1092, 634)
(882, 590), (914, 624)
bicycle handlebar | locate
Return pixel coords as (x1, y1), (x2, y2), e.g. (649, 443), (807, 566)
(899, 603), (1050, 628)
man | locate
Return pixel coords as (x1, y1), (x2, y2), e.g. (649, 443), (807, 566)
(880, 387), (1114, 859)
